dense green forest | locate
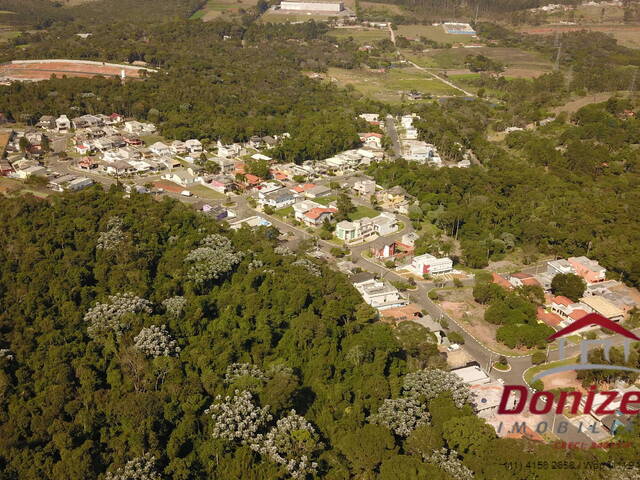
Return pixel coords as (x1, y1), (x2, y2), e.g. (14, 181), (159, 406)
(0, 0), (206, 28)
(1, 188), (639, 479)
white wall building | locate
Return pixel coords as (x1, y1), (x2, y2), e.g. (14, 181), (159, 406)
(352, 277), (407, 311)
(336, 212), (397, 243)
(279, 0), (344, 12)
(410, 253), (453, 276)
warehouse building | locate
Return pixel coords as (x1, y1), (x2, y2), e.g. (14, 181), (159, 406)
(279, 0), (344, 12)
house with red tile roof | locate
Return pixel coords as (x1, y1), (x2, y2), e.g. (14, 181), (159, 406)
(508, 272), (540, 288)
(359, 132), (383, 149)
(293, 199), (337, 226)
(491, 272), (514, 290)
(303, 207), (337, 226)
(536, 307), (563, 328)
(291, 183), (316, 195)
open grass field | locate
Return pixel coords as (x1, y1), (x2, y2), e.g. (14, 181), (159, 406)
(519, 23), (640, 49)
(0, 28), (19, 43)
(397, 24), (478, 44)
(328, 28), (389, 44)
(406, 46), (554, 78)
(191, 0), (255, 21)
(327, 66), (459, 102)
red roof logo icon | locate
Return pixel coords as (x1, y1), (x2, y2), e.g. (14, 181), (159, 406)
(547, 313), (640, 342)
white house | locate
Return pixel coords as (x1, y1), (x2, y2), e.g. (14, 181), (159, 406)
(409, 253), (453, 276)
(359, 133), (383, 149)
(15, 165), (47, 179)
(352, 277), (407, 311)
(547, 259), (576, 277)
(212, 157), (236, 175)
(171, 140), (187, 155)
(293, 200), (337, 226)
(149, 142), (171, 156)
(260, 189), (296, 209)
(185, 139), (203, 154)
(161, 170), (202, 187)
(56, 115), (71, 133)
(359, 113), (379, 124)
(67, 177), (94, 191)
(451, 365), (491, 386)
(123, 121), (143, 134)
(335, 212), (398, 243)
(353, 179), (376, 196)
(404, 127), (418, 140)
(217, 141), (243, 158)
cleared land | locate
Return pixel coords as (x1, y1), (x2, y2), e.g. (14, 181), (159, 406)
(550, 92), (620, 116)
(191, 0), (255, 21)
(397, 24), (478, 44)
(327, 66), (459, 102)
(0, 60), (154, 81)
(0, 27), (19, 42)
(328, 28), (389, 44)
(406, 46), (554, 78)
(359, 1), (404, 14)
(438, 287), (535, 356)
(519, 24), (640, 49)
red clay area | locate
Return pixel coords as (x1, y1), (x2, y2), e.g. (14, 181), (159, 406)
(0, 61), (149, 81)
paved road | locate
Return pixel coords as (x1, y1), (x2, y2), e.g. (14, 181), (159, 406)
(385, 115), (401, 159)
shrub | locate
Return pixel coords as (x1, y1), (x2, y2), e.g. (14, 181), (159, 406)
(447, 331), (464, 345)
(531, 351), (547, 365)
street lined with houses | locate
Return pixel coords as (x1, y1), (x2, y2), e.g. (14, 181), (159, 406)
(2, 103), (639, 448)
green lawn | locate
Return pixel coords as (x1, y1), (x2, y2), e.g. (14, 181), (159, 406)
(189, 185), (226, 200)
(274, 206), (293, 218)
(397, 25), (477, 44)
(350, 205), (379, 220)
(140, 134), (167, 145)
(191, 0), (253, 20)
(314, 195), (337, 206)
(0, 29), (19, 42)
(328, 28), (389, 44)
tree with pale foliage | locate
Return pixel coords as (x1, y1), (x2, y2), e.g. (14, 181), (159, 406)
(205, 390), (272, 444)
(134, 324), (180, 358)
(369, 397), (430, 437)
(105, 453), (161, 480)
(84, 292), (152, 339)
(292, 258), (321, 277)
(184, 234), (243, 286)
(428, 448), (474, 480)
(97, 216), (126, 251)
(225, 363), (266, 383)
(402, 368), (475, 408)
(161, 296), (187, 319)
(251, 410), (323, 479)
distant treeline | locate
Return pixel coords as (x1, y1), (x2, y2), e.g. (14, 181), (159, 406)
(0, 0), (206, 28)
